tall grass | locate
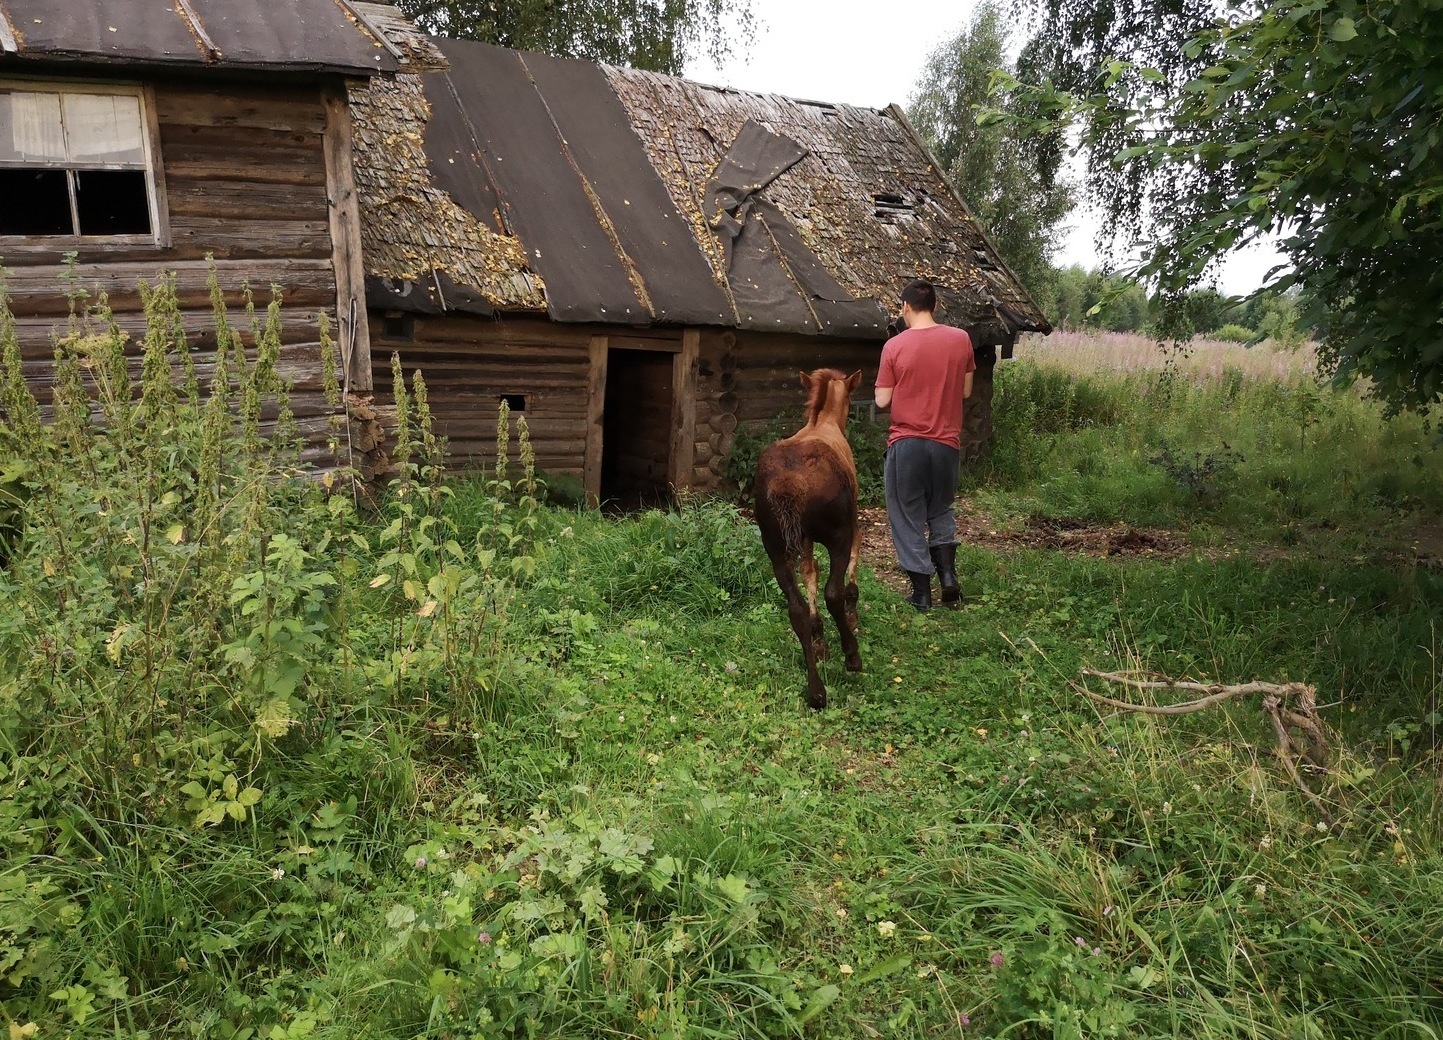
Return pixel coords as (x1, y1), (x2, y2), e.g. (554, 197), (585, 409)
(1015, 329), (1319, 381)
(975, 352), (1443, 544)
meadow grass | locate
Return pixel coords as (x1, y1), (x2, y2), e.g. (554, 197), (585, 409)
(1013, 329), (1319, 381)
(2, 298), (1442, 1038)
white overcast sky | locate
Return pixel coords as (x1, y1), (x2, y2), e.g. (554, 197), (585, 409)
(685, 0), (1285, 297)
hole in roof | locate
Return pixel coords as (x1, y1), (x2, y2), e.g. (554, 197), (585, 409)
(873, 192), (915, 222)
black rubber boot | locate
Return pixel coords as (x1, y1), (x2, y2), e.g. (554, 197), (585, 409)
(905, 570), (932, 612)
(930, 543), (960, 606)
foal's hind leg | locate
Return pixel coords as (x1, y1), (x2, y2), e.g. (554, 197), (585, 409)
(826, 538), (863, 674)
(771, 556), (829, 709)
(799, 542), (829, 662)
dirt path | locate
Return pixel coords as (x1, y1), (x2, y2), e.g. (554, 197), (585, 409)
(857, 500), (1194, 597)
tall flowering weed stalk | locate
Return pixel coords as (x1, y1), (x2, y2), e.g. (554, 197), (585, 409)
(365, 356), (542, 718)
(0, 264), (334, 817)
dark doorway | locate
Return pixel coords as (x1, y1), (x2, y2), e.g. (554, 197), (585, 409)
(601, 348), (674, 508)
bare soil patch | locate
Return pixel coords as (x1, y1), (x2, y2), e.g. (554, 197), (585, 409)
(858, 501), (1192, 597)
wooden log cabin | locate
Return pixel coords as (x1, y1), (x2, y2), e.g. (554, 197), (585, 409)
(0, 0), (397, 471)
(348, 4), (1051, 504)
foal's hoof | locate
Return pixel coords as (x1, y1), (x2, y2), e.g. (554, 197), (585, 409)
(845, 655), (863, 673)
(807, 681), (828, 710)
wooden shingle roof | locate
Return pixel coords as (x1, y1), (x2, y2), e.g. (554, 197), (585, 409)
(348, 8), (1049, 340)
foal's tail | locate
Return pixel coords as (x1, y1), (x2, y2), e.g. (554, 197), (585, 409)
(769, 488), (807, 558)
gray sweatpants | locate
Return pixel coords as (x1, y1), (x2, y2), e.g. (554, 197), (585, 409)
(884, 437), (961, 574)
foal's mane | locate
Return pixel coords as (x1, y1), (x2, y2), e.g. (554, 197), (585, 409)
(803, 368), (850, 424)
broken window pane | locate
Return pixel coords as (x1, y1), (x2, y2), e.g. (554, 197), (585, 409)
(75, 170), (151, 235)
(0, 168), (72, 234)
(0, 88), (155, 238)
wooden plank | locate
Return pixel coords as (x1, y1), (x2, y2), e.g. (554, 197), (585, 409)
(165, 179), (330, 222)
(669, 327), (699, 491)
(583, 334), (607, 506)
(3, 258), (337, 318)
(142, 84), (173, 249)
(169, 217), (333, 259)
(159, 156), (327, 187)
(161, 123), (325, 156)
(153, 86), (328, 134)
(606, 333), (682, 354)
(322, 84), (372, 393)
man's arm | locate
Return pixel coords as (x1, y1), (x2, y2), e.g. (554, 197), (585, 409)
(963, 371), (974, 400)
(875, 386), (893, 411)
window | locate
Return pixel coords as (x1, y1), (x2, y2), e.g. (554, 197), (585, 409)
(380, 313), (416, 341)
(0, 86), (158, 239)
(499, 393), (528, 413)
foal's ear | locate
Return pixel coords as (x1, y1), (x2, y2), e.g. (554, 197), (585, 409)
(798, 370), (812, 389)
(846, 370), (863, 394)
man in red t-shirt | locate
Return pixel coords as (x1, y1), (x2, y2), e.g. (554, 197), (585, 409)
(874, 279), (976, 610)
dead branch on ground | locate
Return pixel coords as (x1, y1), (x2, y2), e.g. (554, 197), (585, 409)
(1076, 669), (1333, 822)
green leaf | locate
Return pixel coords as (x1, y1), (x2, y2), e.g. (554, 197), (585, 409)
(714, 873), (751, 904)
(797, 984), (840, 1026)
(855, 953), (913, 985)
(1329, 17), (1357, 42)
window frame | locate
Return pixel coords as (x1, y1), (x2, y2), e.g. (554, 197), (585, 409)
(0, 78), (170, 249)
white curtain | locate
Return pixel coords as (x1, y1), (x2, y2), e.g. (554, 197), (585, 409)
(3, 92), (66, 163)
(0, 91), (144, 165)
(63, 94), (145, 165)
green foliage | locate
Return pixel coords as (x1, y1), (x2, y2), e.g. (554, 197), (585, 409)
(1213, 323), (1255, 344)
(1147, 438), (1244, 501)
(364, 806), (814, 1038)
(977, 361), (1134, 487)
(393, 0), (755, 74)
(1017, 0), (1443, 412)
(908, 1), (1076, 298)
(0, 272), (550, 1035)
(1030, 265), (1156, 333)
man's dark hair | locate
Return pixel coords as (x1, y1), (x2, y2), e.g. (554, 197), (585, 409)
(899, 278), (937, 313)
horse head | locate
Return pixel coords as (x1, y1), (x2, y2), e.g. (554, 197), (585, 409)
(799, 368), (863, 428)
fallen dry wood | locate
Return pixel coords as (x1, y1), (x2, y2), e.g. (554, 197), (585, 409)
(1077, 669), (1333, 821)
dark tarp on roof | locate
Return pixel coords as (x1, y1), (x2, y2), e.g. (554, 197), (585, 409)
(413, 40), (882, 334)
(432, 39), (646, 324)
(349, 22), (1050, 338)
(0, 0), (396, 75)
(428, 38), (733, 327)
(706, 119), (887, 336)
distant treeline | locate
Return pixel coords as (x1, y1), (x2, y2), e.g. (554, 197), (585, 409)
(1028, 264), (1312, 347)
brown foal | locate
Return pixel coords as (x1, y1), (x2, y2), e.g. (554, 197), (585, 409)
(753, 368), (864, 709)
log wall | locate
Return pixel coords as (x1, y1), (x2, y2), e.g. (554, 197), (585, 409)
(0, 76), (367, 472)
(373, 313), (597, 478)
(691, 329), (884, 492)
(370, 313), (999, 495)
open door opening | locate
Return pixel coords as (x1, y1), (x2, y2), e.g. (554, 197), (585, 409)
(600, 348), (675, 509)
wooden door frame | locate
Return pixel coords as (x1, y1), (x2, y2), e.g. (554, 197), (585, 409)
(582, 328), (699, 506)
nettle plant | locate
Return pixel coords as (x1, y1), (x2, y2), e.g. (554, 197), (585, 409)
(0, 266), (334, 824)
(0, 266), (541, 1030)
(371, 808), (823, 1040)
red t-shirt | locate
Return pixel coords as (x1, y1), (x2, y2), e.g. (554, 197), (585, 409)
(875, 324), (976, 448)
